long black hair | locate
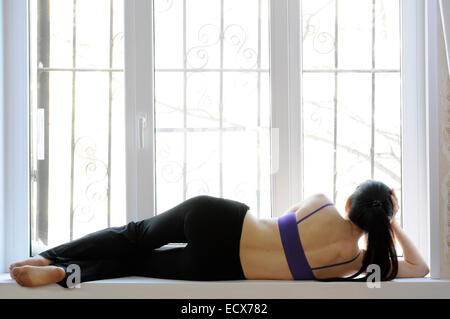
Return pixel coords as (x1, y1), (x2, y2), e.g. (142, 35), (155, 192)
(317, 180), (398, 282)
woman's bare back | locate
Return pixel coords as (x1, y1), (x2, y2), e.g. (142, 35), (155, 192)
(239, 194), (364, 280)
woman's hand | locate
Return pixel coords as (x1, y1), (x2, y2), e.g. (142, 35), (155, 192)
(390, 188), (400, 223)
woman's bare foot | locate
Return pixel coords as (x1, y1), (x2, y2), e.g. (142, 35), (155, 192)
(12, 265), (66, 287)
(9, 255), (52, 280)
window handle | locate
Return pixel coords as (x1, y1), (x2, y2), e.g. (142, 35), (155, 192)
(138, 113), (148, 149)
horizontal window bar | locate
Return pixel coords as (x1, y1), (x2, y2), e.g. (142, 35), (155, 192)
(155, 127), (270, 133)
(38, 68), (399, 74)
(303, 69), (400, 73)
(155, 68), (270, 73)
(38, 67), (124, 72)
(38, 67), (270, 73)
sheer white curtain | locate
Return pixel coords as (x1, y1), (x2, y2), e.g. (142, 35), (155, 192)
(440, 0), (450, 76)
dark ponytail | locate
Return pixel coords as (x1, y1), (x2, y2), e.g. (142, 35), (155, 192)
(318, 180), (398, 282)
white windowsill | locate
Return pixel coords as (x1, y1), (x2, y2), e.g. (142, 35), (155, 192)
(1, 273), (449, 299)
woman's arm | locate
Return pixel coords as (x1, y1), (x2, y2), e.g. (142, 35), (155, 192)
(392, 220), (429, 278)
(390, 190), (429, 278)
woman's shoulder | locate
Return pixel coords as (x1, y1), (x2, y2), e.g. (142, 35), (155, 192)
(295, 193), (338, 219)
(243, 193), (336, 234)
(305, 193), (334, 207)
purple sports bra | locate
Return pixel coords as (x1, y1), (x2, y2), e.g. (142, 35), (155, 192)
(278, 202), (361, 280)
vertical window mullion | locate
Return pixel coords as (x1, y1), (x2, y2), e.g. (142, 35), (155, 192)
(333, 0), (338, 203)
(107, 0), (114, 228)
(124, 0), (155, 222)
(257, 0), (262, 217)
(182, 0), (187, 201)
(36, 0), (50, 246)
(69, 0), (77, 241)
(371, 0), (376, 180)
(271, 0), (302, 216)
(270, 0), (289, 217)
(219, 0), (224, 199)
(287, 0), (302, 206)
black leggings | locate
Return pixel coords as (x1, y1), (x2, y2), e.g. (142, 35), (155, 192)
(39, 195), (250, 288)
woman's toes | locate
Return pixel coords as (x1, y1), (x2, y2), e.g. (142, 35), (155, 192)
(9, 265), (16, 279)
(9, 262), (20, 271)
(12, 268), (23, 284)
(12, 266), (33, 287)
(8, 256), (51, 274)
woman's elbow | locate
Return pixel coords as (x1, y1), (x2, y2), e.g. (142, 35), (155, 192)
(416, 264), (430, 278)
(397, 261), (430, 278)
(422, 265), (430, 277)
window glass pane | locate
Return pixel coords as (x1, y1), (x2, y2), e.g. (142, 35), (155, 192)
(374, 73), (402, 221)
(186, 72), (221, 128)
(223, 0), (259, 70)
(337, 0), (372, 69)
(302, 73), (335, 198)
(375, 0), (400, 69)
(302, 0), (336, 70)
(186, 0), (221, 69)
(155, 72), (185, 129)
(335, 73), (372, 209)
(76, 0), (111, 69)
(154, 0), (184, 69)
(47, 71), (73, 246)
(29, 0), (126, 254)
(47, 0), (73, 68)
(154, 0), (271, 218)
(301, 0), (402, 227)
(186, 132), (221, 197)
(155, 132), (185, 214)
(223, 72), (258, 128)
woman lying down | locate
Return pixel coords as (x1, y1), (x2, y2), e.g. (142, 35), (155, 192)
(10, 180), (429, 287)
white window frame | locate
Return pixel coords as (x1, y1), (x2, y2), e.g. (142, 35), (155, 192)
(124, 0), (155, 223)
(0, 0), (440, 279)
(402, 0), (430, 273)
(0, 0), (5, 272)
(2, 0), (31, 272)
(425, 0), (441, 279)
